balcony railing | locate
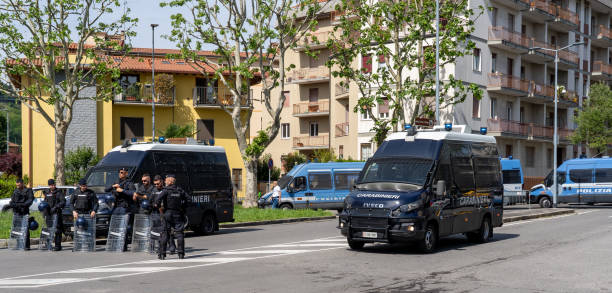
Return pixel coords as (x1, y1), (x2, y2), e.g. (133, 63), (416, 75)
(593, 25), (612, 40)
(531, 82), (555, 98)
(293, 101), (329, 115)
(335, 122), (349, 137)
(489, 118), (574, 141)
(297, 30), (332, 48)
(488, 119), (529, 136)
(558, 48), (579, 64)
(488, 27), (531, 48)
(286, 66), (330, 83)
(556, 5), (579, 26)
(115, 84), (175, 105)
(529, 0), (556, 15)
(335, 82), (349, 97)
(593, 61), (612, 76)
(293, 135), (329, 148)
(193, 86), (250, 107)
(488, 73), (530, 92)
(563, 90), (578, 103)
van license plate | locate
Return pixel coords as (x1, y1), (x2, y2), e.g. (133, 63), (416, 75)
(362, 232), (377, 238)
(70, 227), (75, 231)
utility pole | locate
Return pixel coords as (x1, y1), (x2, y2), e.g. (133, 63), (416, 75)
(435, 0), (440, 124)
(151, 24), (159, 142)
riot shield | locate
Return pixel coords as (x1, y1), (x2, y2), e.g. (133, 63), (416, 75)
(7, 214), (28, 250)
(131, 214), (152, 253)
(105, 214), (129, 252)
(39, 214), (58, 251)
(73, 215), (96, 252)
(149, 213), (163, 253)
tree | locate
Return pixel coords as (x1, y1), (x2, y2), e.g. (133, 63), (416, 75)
(0, 0), (137, 184)
(572, 83), (612, 155)
(159, 123), (196, 138)
(328, 0), (483, 144)
(163, 0), (327, 207)
(64, 147), (99, 185)
(284, 152), (306, 173)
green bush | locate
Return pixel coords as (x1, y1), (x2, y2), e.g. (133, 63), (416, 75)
(257, 154), (281, 181)
(0, 174), (18, 199)
(284, 152), (307, 172)
(65, 147), (100, 185)
(159, 123), (196, 138)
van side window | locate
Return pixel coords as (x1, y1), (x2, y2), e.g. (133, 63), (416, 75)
(449, 143), (475, 193)
(473, 157), (501, 190)
(308, 173), (332, 190)
(569, 169), (593, 183)
(188, 152), (231, 190)
(434, 143), (453, 197)
(595, 168), (612, 183)
(334, 172), (360, 190)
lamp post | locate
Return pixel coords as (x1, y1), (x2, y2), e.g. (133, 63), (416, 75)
(434, 0), (440, 124)
(151, 24), (159, 142)
(529, 41), (584, 208)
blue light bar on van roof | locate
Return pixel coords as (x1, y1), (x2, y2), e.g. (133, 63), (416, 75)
(480, 127), (487, 135)
(131, 137), (138, 143)
(508, 155), (513, 160)
(158, 136), (166, 143)
(444, 123), (452, 131)
(404, 123), (412, 130)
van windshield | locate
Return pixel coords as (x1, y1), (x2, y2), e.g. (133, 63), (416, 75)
(502, 170), (522, 184)
(359, 158), (433, 187)
(278, 175), (292, 189)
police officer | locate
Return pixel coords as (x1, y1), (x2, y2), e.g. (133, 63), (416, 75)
(150, 175), (176, 255)
(7, 178), (34, 250)
(43, 179), (66, 251)
(71, 179), (98, 220)
(105, 167), (135, 251)
(156, 174), (191, 260)
(133, 173), (154, 214)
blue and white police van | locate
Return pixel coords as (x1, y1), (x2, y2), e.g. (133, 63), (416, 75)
(339, 125), (504, 252)
(500, 157), (524, 204)
(258, 162), (365, 210)
(529, 157), (612, 207)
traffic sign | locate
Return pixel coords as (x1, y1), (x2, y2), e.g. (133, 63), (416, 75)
(414, 117), (434, 127)
(268, 158), (274, 169)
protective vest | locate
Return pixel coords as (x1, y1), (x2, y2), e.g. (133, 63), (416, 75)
(73, 192), (92, 211)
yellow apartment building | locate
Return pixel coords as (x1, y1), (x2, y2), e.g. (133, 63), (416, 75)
(20, 44), (253, 198)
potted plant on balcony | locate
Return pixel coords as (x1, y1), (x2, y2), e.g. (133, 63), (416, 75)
(124, 83), (140, 101)
(159, 123), (197, 144)
(155, 74), (175, 104)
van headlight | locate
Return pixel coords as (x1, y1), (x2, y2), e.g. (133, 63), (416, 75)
(392, 201), (422, 217)
(344, 196), (354, 210)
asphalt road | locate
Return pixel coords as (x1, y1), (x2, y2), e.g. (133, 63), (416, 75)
(1, 206), (611, 293)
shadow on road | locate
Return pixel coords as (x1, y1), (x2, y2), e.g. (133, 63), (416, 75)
(347, 233), (520, 255)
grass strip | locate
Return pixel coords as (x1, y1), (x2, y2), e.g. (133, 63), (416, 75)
(0, 211), (45, 239)
(230, 205), (334, 223)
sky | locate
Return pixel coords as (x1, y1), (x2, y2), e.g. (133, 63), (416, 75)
(125, 0), (190, 49)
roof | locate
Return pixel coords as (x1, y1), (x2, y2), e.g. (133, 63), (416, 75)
(115, 56), (218, 75)
(563, 157), (612, 167)
(288, 162), (365, 175)
(386, 130), (497, 144)
(109, 143), (226, 153)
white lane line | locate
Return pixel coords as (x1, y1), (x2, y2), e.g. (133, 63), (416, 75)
(267, 243), (347, 248)
(219, 249), (314, 255)
(302, 239), (346, 242)
(0, 278), (85, 285)
(501, 210), (597, 227)
(140, 257), (252, 264)
(65, 267), (174, 273)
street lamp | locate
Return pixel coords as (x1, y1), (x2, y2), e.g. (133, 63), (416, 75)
(151, 23), (159, 142)
(529, 41), (584, 208)
(434, 0), (440, 124)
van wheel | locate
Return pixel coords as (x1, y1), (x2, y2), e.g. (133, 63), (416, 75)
(347, 238), (365, 250)
(539, 197), (552, 208)
(418, 223), (437, 253)
(199, 213), (217, 235)
(468, 217), (492, 243)
(279, 203), (292, 210)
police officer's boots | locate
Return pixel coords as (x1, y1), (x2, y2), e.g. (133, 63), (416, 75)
(158, 253), (166, 260)
(178, 253), (184, 259)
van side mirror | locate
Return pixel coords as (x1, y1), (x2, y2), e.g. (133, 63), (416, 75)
(287, 186), (295, 193)
(350, 178), (357, 191)
(435, 180), (446, 197)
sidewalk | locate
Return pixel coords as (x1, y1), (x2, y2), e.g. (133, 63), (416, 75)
(503, 204), (575, 223)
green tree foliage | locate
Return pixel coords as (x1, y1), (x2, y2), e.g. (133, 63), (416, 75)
(162, 0), (327, 207)
(0, 174), (19, 199)
(572, 83), (612, 155)
(64, 147), (100, 185)
(313, 149), (336, 163)
(0, 0), (137, 184)
(328, 0), (483, 143)
(159, 123), (196, 138)
(257, 154), (281, 182)
(284, 152), (307, 173)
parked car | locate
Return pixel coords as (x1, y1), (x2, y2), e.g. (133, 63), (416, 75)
(529, 157), (612, 208)
(0, 185), (76, 213)
(258, 162), (365, 210)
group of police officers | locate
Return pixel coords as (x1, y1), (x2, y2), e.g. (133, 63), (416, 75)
(3, 167), (191, 260)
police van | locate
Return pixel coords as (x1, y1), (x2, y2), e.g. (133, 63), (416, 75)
(258, 162), (365, 210)
(500, 157), (524, 204)
(529, 157), (612, 207)
(63, 142), (234, 235)
(338, 125), (504, 252)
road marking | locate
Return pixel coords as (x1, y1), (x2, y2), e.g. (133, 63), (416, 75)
(0, 236), (347, 289)
(502, 210), (597, 227)
(267, 243), (347, 248)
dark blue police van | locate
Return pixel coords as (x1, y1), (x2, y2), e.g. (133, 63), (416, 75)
(339, 127), (504, 252)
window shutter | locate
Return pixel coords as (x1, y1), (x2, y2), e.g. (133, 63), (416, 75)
(362, 55), (372, 73)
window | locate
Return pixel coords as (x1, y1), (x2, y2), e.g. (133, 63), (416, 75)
(361, 110), (371, 120)
(378, 54), (386, 70)
(197, 119), (214, 141)
(281, 123), (290, 139)
(308, 173), (332, 190)
(490, 98), (497, 119)
(308, 88), (318, 103)
(595, 168), (612, 183)
(449, 143), (475, 193)
(309, 122), (318, 136)
(507, 102), (513, 120)
(362, 54), (372, 73)
(507, 13), (515, 32)
(520, 107), (525, 123)
(473, 48), (481, 72)
(502, 170), (522, 184)
(547, 149), (553, 168)
(505, 145), (513, 158)
(491, 7), (498, 27)
(119, 74), (139, 90)
(188, 152), (231, 190)
(232, 169), (242, 190)
(334, 172), (360, 190)
(338, 145), (344, 159)
(120, 117), (144, 140)
(282, 91), (290, 107)
(526, 147), (535, 167)
(361, 143), (372, 161)
(361, 158), (433, 186)
(474, 157), (501, 190)
(507, 58), (514, 75)
(569, 169), (593, 183)
(379, 99), (389, 118)
(545, 171), (566, 187)
(472, 97), (480, 118)
(434, 144), (453, 197)
(520, 66), (525, 80)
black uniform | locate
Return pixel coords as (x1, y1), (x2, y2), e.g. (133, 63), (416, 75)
(135, 184), (154, 214)
(156, 184), (190, 258)
(43, 188), (66, 249)
(105, 179), (135, 215)
(8, 187), (34, 249)
(150, 187), (176, 253)
(71, 188), (98, 215)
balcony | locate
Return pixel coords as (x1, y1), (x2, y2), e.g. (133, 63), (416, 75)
(487, 27), (530, 53)
(293, 101), (329, 117)
(335, 122), (349, 137)
(561, 90), (579, 106)
(488, 119), (574, 142)
(293, 135), (329, 150)
(523, 0), (556, 23)
(491, 0), (530, 10)
(557, 48), (579, 69)
(531, 125), (574, 142)
(529, 82), (555, 100)
(193, 87), (251, 108)
(114, 84), (175, 106)
(523, 39), (555, 64)
(552, 5), (580, 32)
(286, 66), (330, 84)
(296, 30), (332, 51)
(487, 73), (529, 96)
(592, 61), (612, 81)
(591, 25), (612, 48)
(334, 82), (349, 99)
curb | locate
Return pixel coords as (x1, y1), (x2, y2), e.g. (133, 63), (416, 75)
(220, 216), (338, 228)
(502, 209), (575, 223)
